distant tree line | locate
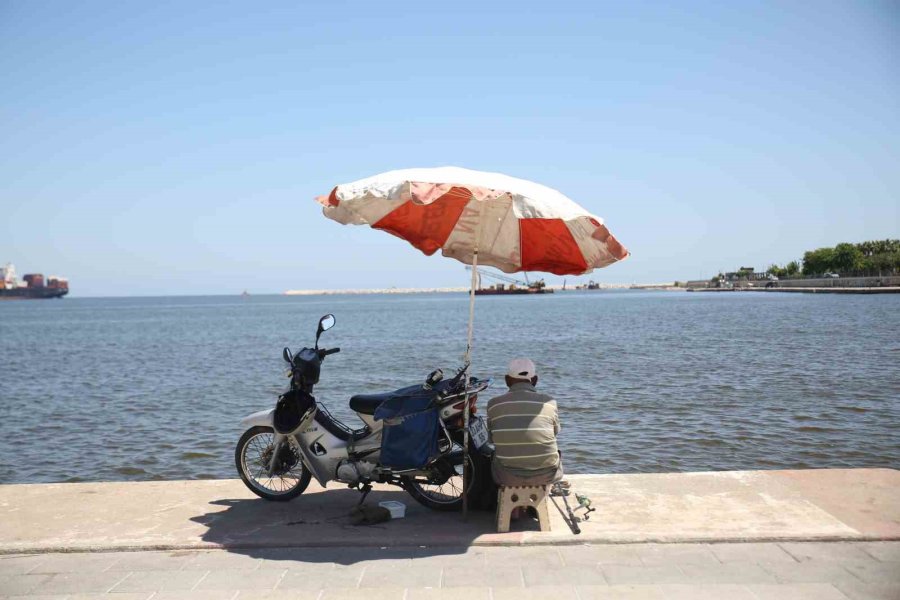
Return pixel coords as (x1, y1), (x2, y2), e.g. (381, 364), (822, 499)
(767, 239), (900, 278)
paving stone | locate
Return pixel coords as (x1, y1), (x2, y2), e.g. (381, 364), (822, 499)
(276, 565), (364, 589)
(482, 546), (564, 568)
(253, 547), (327, 566)
(180, 551), (266, 571)
(408, 546), (489, 568)
(759, 561), (862, 584)
(320, 589), (405, 600)
(282, 547), (413, 568)
(600, 564), (689, 585)
(107, 551), (198, 572)
(558, 544), (643, 566)
(28, 553), (123, 574)
(67, 594), (154, 600)
(152, 592), (239, 600)
(835, 581), (900, 600)
(406, 586), (490, 600)
(747, 583), (850, 599)
(859, 542), (900, 563)
(636, 543), (720, 566)
(780, 542), (878, 564)
(359, 564), (441, 588)
(842, 561), (900, 584)
(29, 571), (131, 594)
(0, 575), (54, 598)
(194, 569), (287, 591)
(235, 591), (321, 600)
(493, 584), (579, 599)
(441, 565), (524, 587)
(109, 570), (208, 592)
(577, 583), (758, 599)
(521, 565), (607, 586)
(0, 555), (48, 576)
(708, 542), (798, 564)
(678, 563), (778, 584)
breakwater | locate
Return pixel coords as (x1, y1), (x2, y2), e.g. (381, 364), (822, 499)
(687, 274), (900, 292)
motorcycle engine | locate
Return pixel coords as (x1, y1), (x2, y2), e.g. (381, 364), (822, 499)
(335, 460), (377, 484)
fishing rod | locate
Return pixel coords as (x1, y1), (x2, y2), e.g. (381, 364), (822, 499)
(550, 483), (596, 535)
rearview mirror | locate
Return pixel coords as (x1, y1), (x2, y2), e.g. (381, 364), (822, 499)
(315, 314), (335, 347)
(283, 347), (293, 364)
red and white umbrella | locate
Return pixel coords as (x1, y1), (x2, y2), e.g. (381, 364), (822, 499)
(317, 166), (628, 275)
(316, 166), (628, 515)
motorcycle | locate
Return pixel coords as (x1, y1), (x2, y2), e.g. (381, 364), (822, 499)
(235, 313), (493, 511)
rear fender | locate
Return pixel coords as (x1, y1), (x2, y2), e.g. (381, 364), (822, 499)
(240, 408), (274, 429)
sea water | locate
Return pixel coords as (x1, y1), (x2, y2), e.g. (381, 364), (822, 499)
(1, 291), (898, 483)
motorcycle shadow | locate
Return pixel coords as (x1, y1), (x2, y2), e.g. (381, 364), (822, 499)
(191, 486), (499, 565)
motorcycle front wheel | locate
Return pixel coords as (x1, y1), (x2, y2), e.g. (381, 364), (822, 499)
(403, 441), (484, 512)
(235, 426), (311, 501)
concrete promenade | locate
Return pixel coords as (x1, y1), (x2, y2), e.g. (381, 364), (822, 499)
(1, 468), (898, 599)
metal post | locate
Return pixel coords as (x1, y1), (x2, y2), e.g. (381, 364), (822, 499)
(461, 198), (483, 520)
(462, 247), (478, 519)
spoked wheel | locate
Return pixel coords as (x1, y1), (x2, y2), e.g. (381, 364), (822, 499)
(404, 441), (482, 512)
(235, 426), (311, 501)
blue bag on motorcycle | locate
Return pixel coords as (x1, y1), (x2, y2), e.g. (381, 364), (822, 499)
(374, 386), (440, 470)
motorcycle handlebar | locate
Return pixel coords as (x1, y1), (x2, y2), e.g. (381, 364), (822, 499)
(322, 347), (341, 356)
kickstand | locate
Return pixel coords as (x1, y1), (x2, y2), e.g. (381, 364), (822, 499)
(356, 483), (372, 506)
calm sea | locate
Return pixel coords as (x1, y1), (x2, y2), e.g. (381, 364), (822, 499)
(1, 291), (898, 484)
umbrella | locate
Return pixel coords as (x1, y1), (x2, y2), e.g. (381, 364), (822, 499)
(316, 166), (629, 515)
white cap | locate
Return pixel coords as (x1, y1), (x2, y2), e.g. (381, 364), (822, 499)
(507, 358), (536, 380)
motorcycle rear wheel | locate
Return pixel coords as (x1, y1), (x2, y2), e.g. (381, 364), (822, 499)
(235, 426), (311, 501)
(403, 441), (483, 512)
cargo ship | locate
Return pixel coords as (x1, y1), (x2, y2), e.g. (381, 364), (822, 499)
(0, 263), (69, 299)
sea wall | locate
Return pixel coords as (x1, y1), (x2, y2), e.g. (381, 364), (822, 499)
(686, 275), (900, 289)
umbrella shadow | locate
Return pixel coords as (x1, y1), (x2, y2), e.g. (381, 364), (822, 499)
(189, 486), (543, 565)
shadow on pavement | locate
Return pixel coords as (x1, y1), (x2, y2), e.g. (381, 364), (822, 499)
(190, 485), (543, 564)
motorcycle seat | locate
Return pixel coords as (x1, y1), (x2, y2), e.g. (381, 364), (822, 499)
(349, 392), (393, 415)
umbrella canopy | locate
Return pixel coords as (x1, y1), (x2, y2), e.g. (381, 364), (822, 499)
(316, 166), (629, 275)
(316, 166), (628, 518)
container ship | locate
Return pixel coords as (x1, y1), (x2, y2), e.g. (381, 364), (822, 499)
(0, 263), (69, 299)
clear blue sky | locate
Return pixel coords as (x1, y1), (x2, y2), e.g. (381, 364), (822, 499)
(2, 1), (897, 296)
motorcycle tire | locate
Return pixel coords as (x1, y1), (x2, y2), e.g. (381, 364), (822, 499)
(403, 439), (486, 512)
(235, 426), (312, 502)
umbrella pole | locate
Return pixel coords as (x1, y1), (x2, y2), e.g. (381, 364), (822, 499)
(462, 247), (478, 519)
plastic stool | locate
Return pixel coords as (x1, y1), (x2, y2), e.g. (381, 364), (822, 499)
(496, 484), (551, 533)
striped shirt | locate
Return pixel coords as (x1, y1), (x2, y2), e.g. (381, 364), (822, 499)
(487, 382), (560, 472)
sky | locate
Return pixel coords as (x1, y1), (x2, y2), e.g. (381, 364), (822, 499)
(1, 1), (898, 296)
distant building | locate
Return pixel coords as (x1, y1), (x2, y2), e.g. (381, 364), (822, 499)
(725, 268), (770, 281)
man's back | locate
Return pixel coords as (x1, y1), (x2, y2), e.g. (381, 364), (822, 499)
(487, 381), (560, 473)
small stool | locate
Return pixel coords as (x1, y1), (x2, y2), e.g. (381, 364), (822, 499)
(496, 484), (551, 532)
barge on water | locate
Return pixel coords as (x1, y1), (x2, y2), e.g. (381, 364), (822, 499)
(475, 282), (554, 295)
(468, 266), (554, 296)
(0, 263), (69, 299)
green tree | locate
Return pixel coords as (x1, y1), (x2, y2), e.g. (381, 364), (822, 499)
(784, 261), (800, 277)
(832, 243), (864, 274)
(802, 247), (835, 275)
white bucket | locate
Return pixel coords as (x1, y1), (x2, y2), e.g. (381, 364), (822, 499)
(378, 500), (406, 519)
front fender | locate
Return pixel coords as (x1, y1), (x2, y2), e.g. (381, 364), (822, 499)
(240, 408), (274, 429)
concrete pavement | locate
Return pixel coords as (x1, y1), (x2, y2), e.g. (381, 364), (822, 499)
(1, 469), (898, 553)
(1, 469), (898, 598)
(1, 542), (898, 599)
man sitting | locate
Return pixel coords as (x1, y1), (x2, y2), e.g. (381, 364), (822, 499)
(487, 358), (563, 488)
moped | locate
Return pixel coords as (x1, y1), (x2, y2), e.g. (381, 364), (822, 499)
(235, 314), (492, 510)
